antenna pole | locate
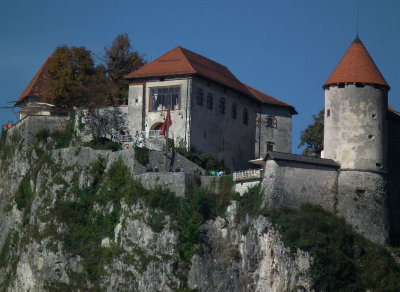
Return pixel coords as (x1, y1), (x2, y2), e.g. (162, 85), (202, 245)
(356, 1), (360, 37)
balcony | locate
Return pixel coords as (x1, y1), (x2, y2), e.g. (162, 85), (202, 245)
(233, 169), (264, 182)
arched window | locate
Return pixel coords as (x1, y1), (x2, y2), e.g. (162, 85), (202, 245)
(219, 97), (226, 114)
(207, 93), (213, 109)
(231, 103), (237, 119)
(196, 89), (203, 106)
(243, 108), (249, 125)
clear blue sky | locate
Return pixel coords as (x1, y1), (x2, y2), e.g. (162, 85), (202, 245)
(1, 0), (399, 153)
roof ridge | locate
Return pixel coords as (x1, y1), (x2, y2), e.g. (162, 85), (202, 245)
(178, 46), (230, 71)
(244, 83), (291, 106)
(175, 46), (197, 73)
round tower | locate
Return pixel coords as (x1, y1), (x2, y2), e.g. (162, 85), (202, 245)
(323, 37), (390, 245)
(323, 37), (389, 172)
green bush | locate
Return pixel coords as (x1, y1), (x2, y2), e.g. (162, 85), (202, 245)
(175, 147), (228, 172)
(237, 183), (266, 218)
(267, 204), (400, 291)
(0, 232), (12, 268)
(84, 137), (121, 151)
(15, 174), (35, 226)
(35, 129), (50, 143)
(15, 175), (33, 210)
(134, 146), (149, 165)
(0, 127), (7, 145)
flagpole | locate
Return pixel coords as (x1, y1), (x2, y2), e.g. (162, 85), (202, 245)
(165, 127), (168, 172)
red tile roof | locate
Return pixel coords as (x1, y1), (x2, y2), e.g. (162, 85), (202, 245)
(125, 46), (296, 111)
(15, 57), (50, 106)
(324, 37), (389, 89)
(244, 84), (297, 114)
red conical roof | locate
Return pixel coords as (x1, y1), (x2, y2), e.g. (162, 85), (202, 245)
(324, 37), (389, 89)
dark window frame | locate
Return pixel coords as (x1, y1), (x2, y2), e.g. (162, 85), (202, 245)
(266, 116), (277, 128)
(207, 93), (213, 110)
(196, 89), (204, 106)
(149, 86), (181, 112)
(231, 103), (237, 119)
(219, 97), (226, 114)
(243, 108), (249, 125)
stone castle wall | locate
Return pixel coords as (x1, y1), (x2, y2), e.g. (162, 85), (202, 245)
(336, 170), (389, 245)
(262, 159), (338, 211)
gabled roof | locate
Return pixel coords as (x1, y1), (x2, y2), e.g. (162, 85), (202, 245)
(15, 57), (50, 106)
(324, 37), (389, 89)
(125, 46), (296, 111)
(125, 46), (251, 97)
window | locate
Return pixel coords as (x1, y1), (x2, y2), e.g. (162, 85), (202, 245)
(207, 93), (213, 109)
(219, 98), (225, 114)
(196, 89), (203, 106)
(267, 142), (275, 152)
(243, 108), (249, 125)
(232, 103), (237, 119)
(266, 116), (277, 128)
(327, 109), (330, 117)
(150, 86), (180, 111)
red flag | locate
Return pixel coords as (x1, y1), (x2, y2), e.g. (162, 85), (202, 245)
(160, 107), (172, 136)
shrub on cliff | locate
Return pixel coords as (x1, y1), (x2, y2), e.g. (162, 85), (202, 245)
(267, 204), (400, 291)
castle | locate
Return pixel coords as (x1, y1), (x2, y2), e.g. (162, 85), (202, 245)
(15, 37), (400, 245)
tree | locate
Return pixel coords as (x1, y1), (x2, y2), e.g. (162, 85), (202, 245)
(104, 33), (146, 104)
(298, 109), (324, 157)
(44, 46), (110, 108)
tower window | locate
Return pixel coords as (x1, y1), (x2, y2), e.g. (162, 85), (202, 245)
(368, 135), (374, 139)
(376, 163), (382, 168)
(356, 83), (365, 88)
(327, 109), (330, 117)
(338, 84), (345, 88)
(372, 114), (376, 119)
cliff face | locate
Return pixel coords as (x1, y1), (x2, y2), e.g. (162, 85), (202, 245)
(0, 117), (311, 291)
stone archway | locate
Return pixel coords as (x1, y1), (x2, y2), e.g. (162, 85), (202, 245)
(150, 122), (163, 131)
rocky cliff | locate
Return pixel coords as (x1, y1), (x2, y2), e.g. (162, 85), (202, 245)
(2, 116), (400, 291)
(0, 116), (313, 291)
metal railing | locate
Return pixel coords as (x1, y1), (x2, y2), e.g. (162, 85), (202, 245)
(141, 130), (162, 138)
(233, 169), (264, 181)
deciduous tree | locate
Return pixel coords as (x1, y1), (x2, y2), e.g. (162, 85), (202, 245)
(298, 109), (324, 157)
(104, 33), (146, 104)
(44, 46), (110, 108)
